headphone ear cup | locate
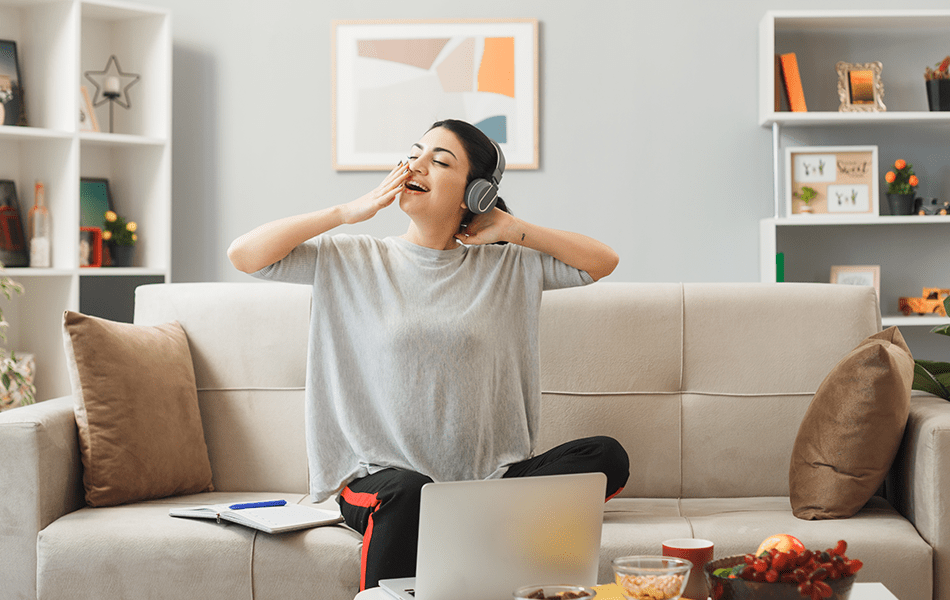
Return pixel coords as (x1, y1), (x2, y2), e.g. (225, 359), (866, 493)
(465, 178), (499, 214)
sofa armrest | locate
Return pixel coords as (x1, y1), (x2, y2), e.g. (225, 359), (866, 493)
(889, 393), (950, 600)
(0, 396), (84, 599)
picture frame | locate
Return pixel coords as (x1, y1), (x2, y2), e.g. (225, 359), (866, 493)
(79, 178), (114, 265)
(79, 177), (114, 228)
(836, 61), (886, 113)
(0, 39), (27, 126)
(0, 179), (28, 267)
(332, 19), (539, 170)
(79, 86), (100, 132)
(79, 227), (103, 267)
(785, 146), (879, 217)
(830, 265), (880, 299)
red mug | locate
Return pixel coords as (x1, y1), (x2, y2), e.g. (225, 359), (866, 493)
(662, 538), (714, 600)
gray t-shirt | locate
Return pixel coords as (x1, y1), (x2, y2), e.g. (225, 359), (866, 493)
(254, 234), (593, 502)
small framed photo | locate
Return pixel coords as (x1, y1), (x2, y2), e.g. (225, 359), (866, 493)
(0, 39), (27, 126)
(79, 86), (100, 132)
(79, 227), (103, 267)
(831, 265), (880, 299)
(836, 61), (886, 113)
(785, 146), (879, 217)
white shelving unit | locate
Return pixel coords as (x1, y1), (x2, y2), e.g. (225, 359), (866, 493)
(0, 0), (171, 402)
(758, 10), (950, 333)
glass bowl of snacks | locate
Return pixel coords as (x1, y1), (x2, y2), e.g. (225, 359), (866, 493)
(512, 584), (595, 599)
(704, 539), (861, 600)
(612, 556), (692, 600)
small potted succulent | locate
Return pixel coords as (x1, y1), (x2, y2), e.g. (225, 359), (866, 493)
(884, 159), (919, 215)
(924, 56), (950, 111)
(793, 186), (818, 214)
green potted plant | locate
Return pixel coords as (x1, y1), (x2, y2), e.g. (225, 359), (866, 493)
(102, 209), (138, 267)
(924, 55), (950, 111)
(0, 264), (36, 410)
(793, 186), (818, 214)
(913, 295), (950, 401)
(884, 159), (919, 215)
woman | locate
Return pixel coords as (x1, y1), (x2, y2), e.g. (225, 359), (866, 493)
(228, 119), (628, 590)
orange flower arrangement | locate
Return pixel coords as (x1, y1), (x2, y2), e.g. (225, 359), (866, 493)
(925, 56), (950, 81)
(885, 159), (918, 195)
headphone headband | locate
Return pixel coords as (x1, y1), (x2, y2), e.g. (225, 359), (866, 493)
(488, 139), (505, 185)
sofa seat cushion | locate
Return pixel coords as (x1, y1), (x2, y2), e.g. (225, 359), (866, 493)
(601, 496), (930, 600)
(36, 492), (361, 600)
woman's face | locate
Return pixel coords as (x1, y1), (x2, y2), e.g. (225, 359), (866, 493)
(399, 127), (470, 222)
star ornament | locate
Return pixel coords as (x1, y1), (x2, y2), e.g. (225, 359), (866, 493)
(84, 55), (140, 109)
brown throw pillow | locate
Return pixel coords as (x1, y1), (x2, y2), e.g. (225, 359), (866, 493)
(62, 311), (213, 507)
(790, 327), (913, 519)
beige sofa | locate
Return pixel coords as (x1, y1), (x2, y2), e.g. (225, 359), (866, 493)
(1, 282), (947, 600)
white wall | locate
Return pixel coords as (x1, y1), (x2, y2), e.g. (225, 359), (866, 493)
(134, 0), (950, 284)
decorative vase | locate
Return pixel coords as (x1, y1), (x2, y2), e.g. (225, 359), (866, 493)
(800, 204), (813, 214)
(886, 193), (918, 216)
(0, 102), (5, 125)
(926, 79), (950, 111)
(111, 244), (135, 267)
(0, 353), (35, 411)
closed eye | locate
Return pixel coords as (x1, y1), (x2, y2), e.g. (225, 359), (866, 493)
(408, 156), (449, 167)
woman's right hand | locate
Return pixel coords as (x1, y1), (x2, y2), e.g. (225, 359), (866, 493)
(341, 162), (410, 224)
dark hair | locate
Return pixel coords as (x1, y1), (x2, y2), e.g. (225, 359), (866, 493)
(428, 119), (510, 228)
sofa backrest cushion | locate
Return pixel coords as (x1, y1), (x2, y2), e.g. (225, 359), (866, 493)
(134, 282), (312, 493)
(537, 282), (881, 499)
(134, 281), (881, 499)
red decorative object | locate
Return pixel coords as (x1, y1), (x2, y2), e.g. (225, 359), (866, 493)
(80, 227), (102, 267)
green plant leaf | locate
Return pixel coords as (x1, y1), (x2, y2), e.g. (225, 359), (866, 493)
(913, 361), (950, 400)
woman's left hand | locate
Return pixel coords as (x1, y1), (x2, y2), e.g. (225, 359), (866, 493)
(454, 208), (515, 246)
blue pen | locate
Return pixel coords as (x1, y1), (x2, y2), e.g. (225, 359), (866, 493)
(228, 500), (287, 510)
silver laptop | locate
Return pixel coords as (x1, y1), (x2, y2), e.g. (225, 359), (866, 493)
(380, 472), (606, 600)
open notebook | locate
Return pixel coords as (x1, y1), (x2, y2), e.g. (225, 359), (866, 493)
(170, 500), (343, 534)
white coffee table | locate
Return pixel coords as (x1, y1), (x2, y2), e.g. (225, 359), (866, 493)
(354, 581), (898, 600)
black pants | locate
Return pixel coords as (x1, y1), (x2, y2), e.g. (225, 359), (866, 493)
(338, 436), (629, 590)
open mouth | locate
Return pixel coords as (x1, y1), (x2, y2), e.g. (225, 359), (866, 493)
(404, 181), (430, 193)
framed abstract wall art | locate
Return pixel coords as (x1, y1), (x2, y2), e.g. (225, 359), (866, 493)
(785, 146), (879, 217)
(332, 19), (538, 170)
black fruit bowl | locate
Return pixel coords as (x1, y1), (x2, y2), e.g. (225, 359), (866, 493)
(704, 556), (855, 600)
